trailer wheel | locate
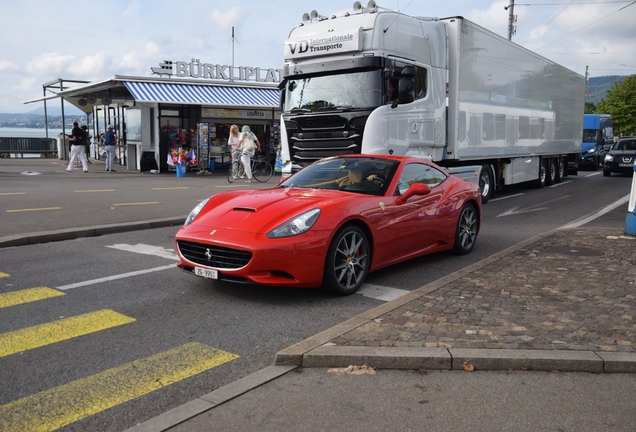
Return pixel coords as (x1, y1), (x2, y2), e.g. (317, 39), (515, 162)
(546, 159), (556, 186)
(478, 165), (493, 204)
(554, 158), (564, 183)
(535, 159), (547, 188)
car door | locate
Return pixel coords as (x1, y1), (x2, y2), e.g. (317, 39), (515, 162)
(389, 163), (451, 259)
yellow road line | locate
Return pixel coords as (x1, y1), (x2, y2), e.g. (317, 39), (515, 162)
(152, 187), (189, 190)
(0, 192), (26, 196)
(6, 207), (61, 213)
(0, 272), (8, 278)
(112, 202), (160, 206)
(74, 189), (116, 193)
(0, 309), (135, 358)
(0, 287), (65, 309)
(0, 342), (238, 432)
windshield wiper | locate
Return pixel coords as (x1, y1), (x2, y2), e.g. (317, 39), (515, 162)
(290, 107), (311, 114)
(314, 105), (353, 112)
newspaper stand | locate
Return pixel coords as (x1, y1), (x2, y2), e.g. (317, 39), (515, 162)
(196, 123), (212, 176)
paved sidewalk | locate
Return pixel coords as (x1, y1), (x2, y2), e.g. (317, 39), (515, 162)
(127, 226), (636, 432)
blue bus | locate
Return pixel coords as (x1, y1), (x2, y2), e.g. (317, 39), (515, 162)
(581, 114), (613, 169)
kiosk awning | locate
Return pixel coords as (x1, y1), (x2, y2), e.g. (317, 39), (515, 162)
(124, 81), (280, 107)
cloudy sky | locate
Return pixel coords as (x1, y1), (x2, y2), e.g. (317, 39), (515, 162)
(1, 0), (635, 113)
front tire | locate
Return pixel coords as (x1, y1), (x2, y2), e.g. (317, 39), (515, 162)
(323, 225), (370, 295)
(253, 160), (273, 182)
(603, 168), (611, 177)
(478, 165), (493, 204)
(546, 159), (556, 186)
(453, 203), (479, 255)
(228, 161), (239, 183)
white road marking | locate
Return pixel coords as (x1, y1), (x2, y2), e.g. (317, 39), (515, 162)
(497, 195), (571, 217)
(56, 264), (177, 291)
(357, 284), (410, 302)
(559, 194), (630, 229)
(106, 243), (179, 260)
(489, 193), (525, 202)
(549, 180), (572, 187)
(586, 172), (602, 177)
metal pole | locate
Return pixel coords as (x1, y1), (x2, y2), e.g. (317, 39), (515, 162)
(507, 0), (515, 41)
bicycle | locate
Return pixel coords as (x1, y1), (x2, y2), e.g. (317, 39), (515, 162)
(227, 151), (273, 183)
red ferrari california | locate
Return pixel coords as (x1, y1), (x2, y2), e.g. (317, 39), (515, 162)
(175, 155), (481, 295)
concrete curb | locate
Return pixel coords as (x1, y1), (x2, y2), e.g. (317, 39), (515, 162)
(274, 227), (636, 374)
(122, 365), (297, 432)
(0, 216), (187, 248)
(299, 346), (636, 373)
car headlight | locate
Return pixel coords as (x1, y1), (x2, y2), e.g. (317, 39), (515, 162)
(184, 198), (210, 227)
(587, 148), (596, 154)
(267, 208), (321, 238)
(605, 154), (614, 162)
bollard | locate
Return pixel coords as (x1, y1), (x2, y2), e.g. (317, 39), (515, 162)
(626, 162), (636, 235)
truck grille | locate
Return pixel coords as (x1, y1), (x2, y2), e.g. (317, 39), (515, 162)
(177, 240), (252, 269)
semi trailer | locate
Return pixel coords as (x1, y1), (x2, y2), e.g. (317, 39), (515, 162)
(278, 1), (585, 202)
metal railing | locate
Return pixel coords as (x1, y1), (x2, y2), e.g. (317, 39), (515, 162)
(0, 137), (57, 157)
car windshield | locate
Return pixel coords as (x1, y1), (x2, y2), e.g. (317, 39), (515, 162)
(613, 139), (636, 151)
(582, 129), (598, 142)
(279, 157), (399, 196)
(283, 70), (383, 112)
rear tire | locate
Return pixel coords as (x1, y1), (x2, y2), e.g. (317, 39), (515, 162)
(323, 225), (370, 295)
(546, 159), (556, 186)
(453, 203), (479, 255)
(554, 158), (564, 183)
(478, 165), (493, 204)
(535, 159), (547, 188)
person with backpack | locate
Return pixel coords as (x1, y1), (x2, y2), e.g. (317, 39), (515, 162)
(66, 122), (89, 172)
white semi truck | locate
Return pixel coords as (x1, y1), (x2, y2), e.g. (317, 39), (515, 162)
(278, 1), (585, 202)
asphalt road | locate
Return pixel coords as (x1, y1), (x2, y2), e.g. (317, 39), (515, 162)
(0, 158), (633, 431)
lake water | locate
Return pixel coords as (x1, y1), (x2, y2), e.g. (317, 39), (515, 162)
(0, 127), (64, 138)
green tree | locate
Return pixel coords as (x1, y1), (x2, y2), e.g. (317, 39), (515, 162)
(584, 102), (596, 114)
(596, 75), (636, 135)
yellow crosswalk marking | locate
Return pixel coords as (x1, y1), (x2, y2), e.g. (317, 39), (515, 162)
(6, 207), (61, 213)
(0, 309), (135, 358)
(0, 342), (239, 431)
(0, 287), (65, 309)
(0, 272), (8, 278)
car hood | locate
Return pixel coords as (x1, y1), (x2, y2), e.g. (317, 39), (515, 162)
(187, 187), (355, 235)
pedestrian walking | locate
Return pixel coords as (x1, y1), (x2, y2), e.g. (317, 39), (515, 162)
(102, 126), (118, 172)
(239, 125), (259, 183)
(66, 122), (89, 172)
(81, 125), (93, 164)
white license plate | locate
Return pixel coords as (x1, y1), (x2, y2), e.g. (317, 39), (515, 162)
(618, 163), (633, 167)
(195, 267), (218, 279)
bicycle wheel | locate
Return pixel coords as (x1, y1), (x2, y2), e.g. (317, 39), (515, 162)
(253, 160), (273, 182)
(228, 160), (239, 183)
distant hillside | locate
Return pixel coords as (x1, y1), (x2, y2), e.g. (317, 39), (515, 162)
(586, 75), (627, 104)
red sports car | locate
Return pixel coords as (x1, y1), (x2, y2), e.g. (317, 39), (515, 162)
(175, 155), (481, 295)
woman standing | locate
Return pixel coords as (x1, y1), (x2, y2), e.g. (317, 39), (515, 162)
(228, 125), (242, 161)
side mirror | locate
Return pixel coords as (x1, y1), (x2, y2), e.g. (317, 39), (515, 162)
(396, 183), (431, 205)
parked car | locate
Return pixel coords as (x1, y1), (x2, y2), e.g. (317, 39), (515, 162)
(174, 154), (482, 295)
(603, 137), (636, 176)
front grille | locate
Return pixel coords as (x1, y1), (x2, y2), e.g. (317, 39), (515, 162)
(177, 240), (252, 269)
(297, 116), (347, 129)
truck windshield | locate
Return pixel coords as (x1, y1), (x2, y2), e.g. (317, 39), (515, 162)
(283, 70), (383, 113)
(582, 129), (598, 142)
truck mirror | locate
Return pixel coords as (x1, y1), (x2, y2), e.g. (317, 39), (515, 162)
(279, 89), (286, 111)
(398, 77), (415, 104)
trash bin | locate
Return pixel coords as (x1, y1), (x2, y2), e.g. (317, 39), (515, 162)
(140, 151), (158, 172)
(57, 133), (69, 160)
(209, 158), (215, 171)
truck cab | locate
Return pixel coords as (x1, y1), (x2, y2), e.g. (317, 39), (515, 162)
(581, 114), (613, 170)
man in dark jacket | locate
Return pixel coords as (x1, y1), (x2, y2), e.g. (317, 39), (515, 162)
(66, 122), (89, 172)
